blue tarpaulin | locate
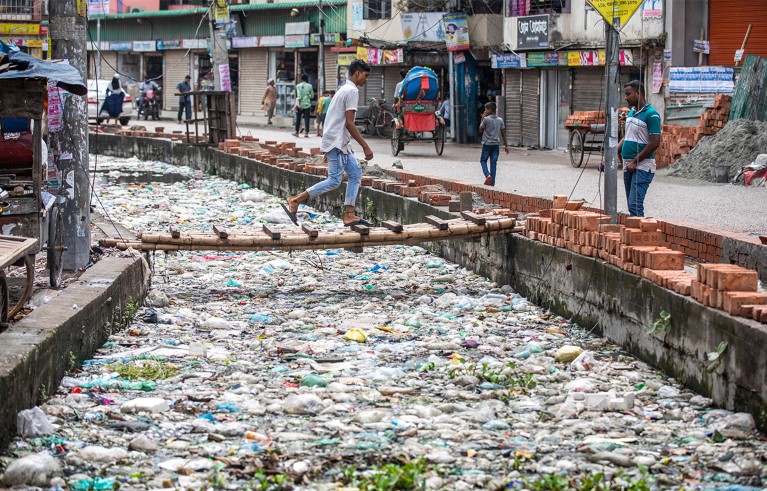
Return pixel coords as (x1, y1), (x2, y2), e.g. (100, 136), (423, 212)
(0, 41), (86, 96)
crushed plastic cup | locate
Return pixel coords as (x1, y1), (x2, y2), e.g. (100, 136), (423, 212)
(343, 328), (367, 343)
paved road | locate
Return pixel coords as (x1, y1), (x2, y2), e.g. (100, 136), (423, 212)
(133, 119), (767, 235)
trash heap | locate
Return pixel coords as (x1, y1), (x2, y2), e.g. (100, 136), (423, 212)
(1, 156), (766, 490)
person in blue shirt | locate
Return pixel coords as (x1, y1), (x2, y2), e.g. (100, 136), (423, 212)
(618, 80), (661, 217)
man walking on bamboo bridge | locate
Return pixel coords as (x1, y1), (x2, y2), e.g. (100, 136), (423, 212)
(283, 59), (374, 228)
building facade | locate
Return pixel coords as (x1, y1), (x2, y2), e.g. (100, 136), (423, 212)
(85, 0), (346, 117)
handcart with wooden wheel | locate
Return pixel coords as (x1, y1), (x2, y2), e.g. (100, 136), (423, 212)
(0, 44), (87, 323)
(391, 66), (446, 156)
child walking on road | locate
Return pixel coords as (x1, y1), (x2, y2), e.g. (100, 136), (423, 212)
(479, 101), (509, 186)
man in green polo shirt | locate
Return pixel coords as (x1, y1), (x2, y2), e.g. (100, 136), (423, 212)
(618, 80), (661, 217)
(293, 74), (314, 138)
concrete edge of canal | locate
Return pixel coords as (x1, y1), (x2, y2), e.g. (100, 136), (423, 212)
(88, 133), (767, 433)
(0, 254), (149, 451)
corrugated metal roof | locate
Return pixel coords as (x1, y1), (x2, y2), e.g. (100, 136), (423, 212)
(90, 0), (346, 19)
(240, 4), (346, 36)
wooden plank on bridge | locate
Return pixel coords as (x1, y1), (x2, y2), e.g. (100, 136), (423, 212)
(302, 223), (319, 238)
(460, 211), (486, 226)
(425, 215), (448, 230)
(382, 220), (404, 233)
(213, 225), (230, 239)
(169, 225), (180, 239)
(351, 224), (370, 236)
(262, 224), (281, 240)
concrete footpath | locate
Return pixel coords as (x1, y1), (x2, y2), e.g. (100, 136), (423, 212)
(142, 117), (767, 236)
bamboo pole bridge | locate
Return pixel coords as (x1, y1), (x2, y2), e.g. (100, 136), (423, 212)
(99, 213), (522, 253)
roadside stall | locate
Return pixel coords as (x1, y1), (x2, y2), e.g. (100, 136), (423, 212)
(0, 42), (87, 324)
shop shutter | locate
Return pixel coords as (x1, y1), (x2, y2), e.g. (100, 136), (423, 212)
(521, 69), (540, 148)
(164, 50), (189, 111)
(571, 68), (605, 113)
(383, 66), (401, 104)
(504, 70), (522, 146)
(359, 66), (384, 105)
(323, 47), (338, 91)
(239, 48), (268, 116)
(709, 0), (767, 66)
(88, 51), (117, 81)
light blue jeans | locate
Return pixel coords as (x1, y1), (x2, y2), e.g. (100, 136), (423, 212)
(306, 148), (362, 206)
(623, 169), (654, 217)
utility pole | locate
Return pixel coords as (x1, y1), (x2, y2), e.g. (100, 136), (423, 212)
(603, 21), (620, 222)
(49, 0), (90, 270)
(209, 1), (230, 91)
(96, 18), (101, 80)
(317, 0), (325, 95)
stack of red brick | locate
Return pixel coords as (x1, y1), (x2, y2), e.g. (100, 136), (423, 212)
(693, 264), (767, 321)
(655, 94), (732, 168)
(522, 195), (765, 323)
(565, 111), (605, 127)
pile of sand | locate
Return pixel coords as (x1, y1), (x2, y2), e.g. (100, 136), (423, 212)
(667, 119), (767, 181)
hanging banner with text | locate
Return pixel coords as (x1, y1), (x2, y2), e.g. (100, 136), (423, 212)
(586, 0), (643, 30)
(443, 13), (470, 52)
(400, 12), (446, 42)
(668, 66), (734, 93)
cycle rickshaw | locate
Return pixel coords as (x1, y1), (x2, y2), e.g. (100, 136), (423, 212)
(391, 67), (446, 156)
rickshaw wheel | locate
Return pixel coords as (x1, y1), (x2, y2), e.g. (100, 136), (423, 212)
(48, 205), (64, 289)
(391, 129), (402, 156)
(8, 254), (34, 319)
(435, 125), (445, 156)
(569, 130), (585, 168)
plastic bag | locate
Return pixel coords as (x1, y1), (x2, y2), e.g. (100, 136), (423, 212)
(570, 351), (599, 371)
(17, 406), (54, 437)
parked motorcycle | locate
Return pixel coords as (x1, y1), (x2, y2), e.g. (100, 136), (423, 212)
(142, 88), (161, 121)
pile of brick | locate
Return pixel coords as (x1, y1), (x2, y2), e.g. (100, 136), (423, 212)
(522, 194), (765, 323)
(524, 195), (691, 293)
(655, 94), (732, 168)
(693, 264), (767, 321)
(565, 111), (605, 127)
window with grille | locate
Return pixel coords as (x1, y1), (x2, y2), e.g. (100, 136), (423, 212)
(364, 0), (392, 20)
(0, 0), (37, 20)
(507, 0), (570, 16)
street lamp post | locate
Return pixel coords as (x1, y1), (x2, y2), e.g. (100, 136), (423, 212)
(318, 0), (325, 95)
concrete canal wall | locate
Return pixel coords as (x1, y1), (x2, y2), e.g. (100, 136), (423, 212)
(90, 133), (767, 432)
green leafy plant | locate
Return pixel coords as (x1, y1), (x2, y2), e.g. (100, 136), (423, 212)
(106, 360), (179, 380)
(646, 310), (671, 335)
(511, 470), (653, 491)
(707, 341), (728, 372)
(342, 458), (428, 491)
(449, 361), (537, 391)
(250, 471), (294, 491)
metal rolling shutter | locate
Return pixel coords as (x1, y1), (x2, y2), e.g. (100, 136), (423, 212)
(521, 69), (540, 148)
(323, 47), (338, 91)
(164, 50), (188, 111)
(709, 0), (767, 66)
(504, 70), (522, 146)
(383, 66), (400, 104)
(238, 48), (268, 116)
(359, 66), (383, 105)
(88, 51), (117, 80)
(572, 68), (605, 113)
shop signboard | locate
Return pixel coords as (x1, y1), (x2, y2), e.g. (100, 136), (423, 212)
(0, 23), (40, 35)
(443, 13), (470, 52)
(516, 15), (548, 50)
(132, 40), (156, 52)
(337, 53), (358, 66)
(285, 35), (309, 48)
(491, 53), (526, 69)
(311, 33), (341, 45)
(259, 36), (284, 47)
(182, 39), (207, 49)
(285, 21), (310, 36)
(526, 51), (559, 67)
(383, 49), (404, 64)
(668, 66), (734, 93)
(232, 36), (258, 49)
(214, 1), (229, 27)
(157, 39), (181, 50)
(110, 41), (132, 51)
(87, 0), (109, 16)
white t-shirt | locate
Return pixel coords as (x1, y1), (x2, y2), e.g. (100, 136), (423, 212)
(320, 80), (359, 154)
(394, 81), (403, 99)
